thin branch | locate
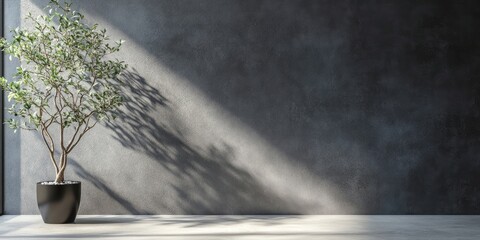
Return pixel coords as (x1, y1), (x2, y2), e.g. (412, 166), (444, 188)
(65, 111), (94, 151)
(66, 119), (97, 153)
(39, 108), (58, 173)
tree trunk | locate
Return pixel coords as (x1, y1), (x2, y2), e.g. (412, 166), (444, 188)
(54, 152), (68, 183)
(55, 169), (65, 183)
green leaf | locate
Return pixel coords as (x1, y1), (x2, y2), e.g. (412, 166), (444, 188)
(7, 92), (14, 101)
(0, 0), (126, 151)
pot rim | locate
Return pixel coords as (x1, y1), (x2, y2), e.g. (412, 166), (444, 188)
(37, 181), (81, 185)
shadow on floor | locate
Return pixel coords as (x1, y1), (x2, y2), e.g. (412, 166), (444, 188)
(3, 215), (480, 239)
(74, 216), (141, 224)
(73, 215), (300, 227)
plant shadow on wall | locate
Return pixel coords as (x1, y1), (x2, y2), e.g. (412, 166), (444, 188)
(70, 160), (151, 215)
(91, 69), (300, 214)
(70, 0), (480, 214)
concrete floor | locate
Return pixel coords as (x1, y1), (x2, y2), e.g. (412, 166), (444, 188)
(0, 215), (479, 239)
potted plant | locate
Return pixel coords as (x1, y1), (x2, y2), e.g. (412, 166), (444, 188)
(0, 0), (126, 223)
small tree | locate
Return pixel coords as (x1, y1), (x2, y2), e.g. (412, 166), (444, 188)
(0, 0), (127, 183)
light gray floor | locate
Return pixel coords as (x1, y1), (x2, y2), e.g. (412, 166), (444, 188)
(0, 215), (479, 239)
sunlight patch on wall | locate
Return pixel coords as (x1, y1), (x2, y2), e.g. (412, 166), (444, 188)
(18, 1), (356, 214)
(95, 21), (353, 214)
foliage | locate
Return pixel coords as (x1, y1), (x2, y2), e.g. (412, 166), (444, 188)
(0, 0), (127, 182)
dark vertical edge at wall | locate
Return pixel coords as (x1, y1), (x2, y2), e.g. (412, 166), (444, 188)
(0, 0), (4, 216)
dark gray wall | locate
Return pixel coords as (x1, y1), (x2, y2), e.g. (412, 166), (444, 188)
(4, 0), (480, 214)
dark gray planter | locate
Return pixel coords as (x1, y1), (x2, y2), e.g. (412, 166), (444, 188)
(36, 181), (81, 224)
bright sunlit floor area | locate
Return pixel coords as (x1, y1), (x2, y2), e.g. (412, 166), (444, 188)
(1, 215), (479, 239)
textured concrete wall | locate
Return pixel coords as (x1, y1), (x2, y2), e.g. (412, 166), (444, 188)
(4, 0), (480, 214)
